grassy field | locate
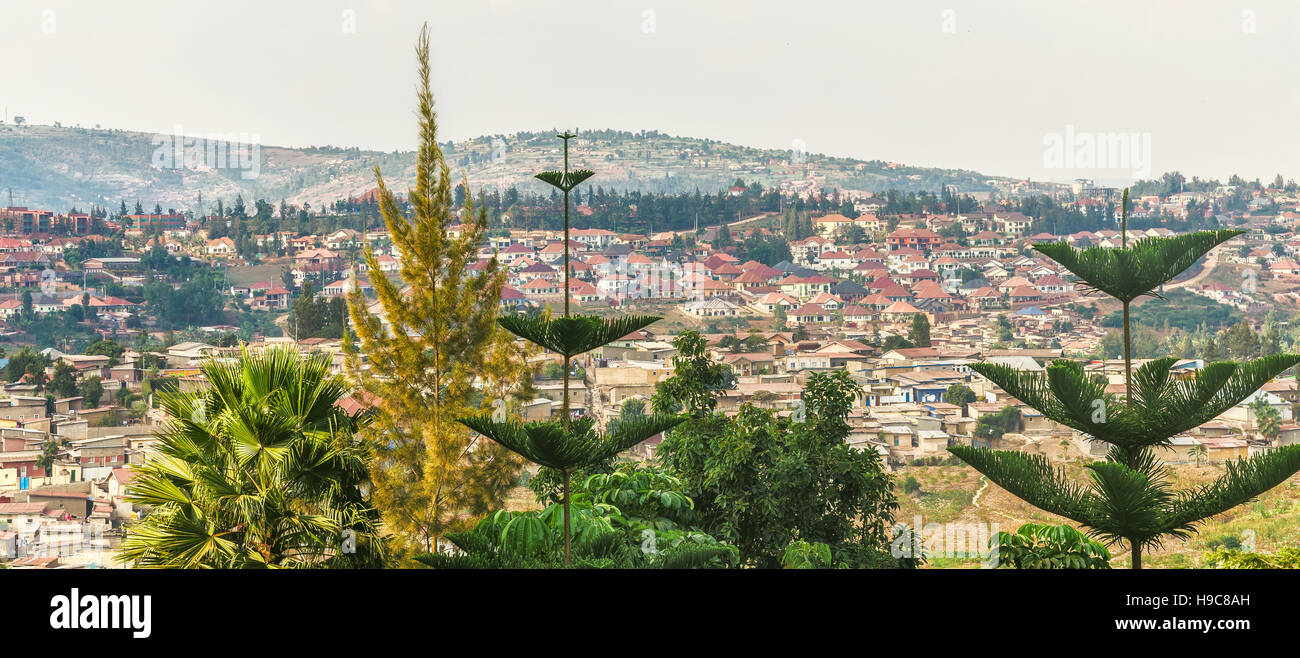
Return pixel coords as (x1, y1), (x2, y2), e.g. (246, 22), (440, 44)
(225, 263), (286, 287)
(894, 452), (1300, 569)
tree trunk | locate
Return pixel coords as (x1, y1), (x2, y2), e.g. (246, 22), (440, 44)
(562, 470), (571, 566)
(1131, 542), (1142, 570)
(1122, 300), (1132, 407)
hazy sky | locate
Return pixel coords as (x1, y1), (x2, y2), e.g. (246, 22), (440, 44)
(3, 0), (1298, 185)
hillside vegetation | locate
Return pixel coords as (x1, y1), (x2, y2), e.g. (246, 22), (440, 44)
(0, 123), (1011, 211)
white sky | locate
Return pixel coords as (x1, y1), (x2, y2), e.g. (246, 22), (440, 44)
(2, 0), (1298, 185)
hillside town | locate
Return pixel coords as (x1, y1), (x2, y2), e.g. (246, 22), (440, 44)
(4, 173), (1300, 568)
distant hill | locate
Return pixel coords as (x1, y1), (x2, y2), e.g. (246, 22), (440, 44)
(0, 123), (1022, 212)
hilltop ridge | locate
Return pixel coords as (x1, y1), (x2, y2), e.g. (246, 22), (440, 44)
(0, 123), (1023, 211)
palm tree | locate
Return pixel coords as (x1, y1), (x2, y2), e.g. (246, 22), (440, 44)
(952, 189), (1300, 569)
(1188, 444), (1207, 467)
(117, 347), (388, 568)
(1252, 397), (1283, 442)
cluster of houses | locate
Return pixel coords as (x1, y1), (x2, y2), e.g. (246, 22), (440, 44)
(583, 327), (1300, 469)
(0, 336), (364, 568)
(482, 216), (1170, 361)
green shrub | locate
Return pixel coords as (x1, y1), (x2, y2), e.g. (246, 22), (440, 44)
(992, 523), (1111, 569)
(1202, 548), (1300, 569)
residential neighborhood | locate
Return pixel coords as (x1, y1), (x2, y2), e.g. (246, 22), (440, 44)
(4, 172), (1300, 569)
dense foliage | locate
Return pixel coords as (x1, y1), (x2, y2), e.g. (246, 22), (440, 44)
(117, 348), (387, 568)
(1201, 547), (1300, 569)
(417, 463), (735, 569)
(655, 330), (903, 568)
(991, 523), (1111, 569)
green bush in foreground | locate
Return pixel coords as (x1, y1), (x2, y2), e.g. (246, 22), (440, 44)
(992, 523), (1111, 569)
(415, 463), (735, 569)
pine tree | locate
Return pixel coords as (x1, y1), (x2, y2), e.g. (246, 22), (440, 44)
(455, 133), (684, 565)
(1204, 336), (1221, 362)
(343, 24), (530, 556)
(952, 189), (1300, 569)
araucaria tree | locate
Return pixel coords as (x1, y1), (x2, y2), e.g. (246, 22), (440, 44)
(343, 24), (531, 555)
(952, 190), (1300, 568)
(455, 133), (684, 565)
(118, 348), (387, 568)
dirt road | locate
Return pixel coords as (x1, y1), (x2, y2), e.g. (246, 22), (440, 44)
(1164, 248), (1220, 291)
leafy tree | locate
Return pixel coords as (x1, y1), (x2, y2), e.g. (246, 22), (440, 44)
(975, 406), (1021, 440)
(652, 330), (736, 417)
(117, 348), (388, 568)
(142, 271), (226, 329)
(48, 362), (79, 399)
(656, 347), (901, 568)
(619, 397), (646, 422)
(36, 437), (62, 474)
(908, 313), (931, 347)
(291, 282), (346, 340)
(4, 347), (50, 387)
(80, 376), (104, 408)
(1221, 319), (1260, 360)
(992, 523), (1111, 569)
(115, 385), (137, 409)
(343, 25), (531, 557)
(1252, 397), (1282, 441)
(84, 339), (126, 363)
(945, 384), (977, 407)
(952, 189), (1300, 568)
(780, 540), (835, 569)
(881, 335), (914, 352)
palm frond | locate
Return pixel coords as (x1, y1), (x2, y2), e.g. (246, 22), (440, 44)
(1163, 445), (1300, 534)
(969, 360), (1144, 448)
(497, 314), (660, 359)
(1166, 355), (1300, 433)
(535, 169), (596, 192)
(1034, 229), (1241, 302)
(948, 446), (1093, 524)
(457, 413), (682, 471)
